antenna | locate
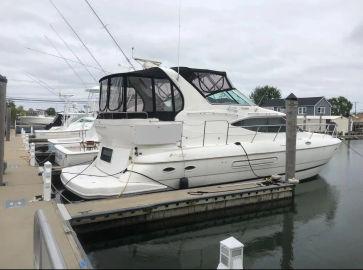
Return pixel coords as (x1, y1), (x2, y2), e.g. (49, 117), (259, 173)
(177, 0), (181, 80)
(49, 0), (106, 74)
(49, 24), (98, 82)
(82, 0), (136, 71)
(254, 92), (267, 112)
(44, 35), (87, 88)
(25, 73), (61, 99)
(26, 47), (105, 72)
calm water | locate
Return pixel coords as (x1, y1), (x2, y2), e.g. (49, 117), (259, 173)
(79, 140), (363, 269)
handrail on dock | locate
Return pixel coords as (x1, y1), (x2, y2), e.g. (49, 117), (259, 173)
(33, 209), (66, 269)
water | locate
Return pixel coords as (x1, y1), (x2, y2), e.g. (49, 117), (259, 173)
(78, 140), (363, 269)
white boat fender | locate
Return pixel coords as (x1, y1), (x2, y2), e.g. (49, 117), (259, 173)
(271, 174), (282, 180)
(288, 178), (300, 184)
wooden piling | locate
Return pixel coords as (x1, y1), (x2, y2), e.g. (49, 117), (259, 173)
(285, 93), (298, 181)
(0, 75), (7, 186)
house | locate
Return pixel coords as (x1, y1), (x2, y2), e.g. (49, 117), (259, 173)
(261, 96), (332, 116)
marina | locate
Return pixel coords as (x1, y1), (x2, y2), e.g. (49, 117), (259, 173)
(1, 1), (363, 269)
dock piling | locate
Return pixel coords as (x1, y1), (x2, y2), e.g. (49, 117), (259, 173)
(6, 107), (11, 141)
(30, 143), (36, 166)
(0, 75), (7, 186)
(285, 93), (298, 182)
(43, 162), (52, 201)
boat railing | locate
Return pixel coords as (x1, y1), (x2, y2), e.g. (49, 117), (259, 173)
(33, 209), (66, 269)
(179, 121), (338, 147)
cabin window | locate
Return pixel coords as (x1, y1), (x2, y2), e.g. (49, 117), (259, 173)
(126, 87), (144, 112)
(191, 72), (232, 95)
(109, 77), (123, 111)
(154, 78), (173, 112)
(174, 86), (183, 112)
(99, 79), (108, 112)
(232, 117), (286, 132)
(100, 147), (113, 163)
(128, 77), (153, 112)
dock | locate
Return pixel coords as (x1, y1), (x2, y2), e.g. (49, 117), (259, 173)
(1, 131), (295, 269)
(0, 131), (88, 269)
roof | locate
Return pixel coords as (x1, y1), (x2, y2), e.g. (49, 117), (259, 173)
(261, 97), (325, 107)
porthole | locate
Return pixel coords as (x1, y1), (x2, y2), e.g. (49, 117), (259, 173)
(163, 167), (175, 172)
(185, 166), (196, 171)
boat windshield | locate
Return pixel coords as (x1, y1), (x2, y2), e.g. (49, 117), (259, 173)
(207, 89), (255, 105)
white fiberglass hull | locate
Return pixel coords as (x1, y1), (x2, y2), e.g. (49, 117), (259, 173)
(34, 129), (87, 140)
(54, 143), (98, 167)
(18, 116), (54, 125)
(61, 136), (341, 199)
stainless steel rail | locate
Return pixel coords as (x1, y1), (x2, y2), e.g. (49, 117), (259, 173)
(33, 209), (66, 269)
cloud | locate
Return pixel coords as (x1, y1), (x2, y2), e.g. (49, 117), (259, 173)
(0, 0), (362, 111)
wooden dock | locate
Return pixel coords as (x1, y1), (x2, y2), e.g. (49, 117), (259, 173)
(0, 131), (87, 269)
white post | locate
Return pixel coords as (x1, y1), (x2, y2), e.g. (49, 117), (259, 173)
(25, 134), (29, 151)
(217, 237), (244, 270)
(30, 125), (34, 135)
(42, 161), (52, 201)
(30, 143), (36, 166)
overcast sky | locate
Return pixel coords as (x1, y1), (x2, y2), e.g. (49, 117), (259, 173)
(0, 0), (362, 111)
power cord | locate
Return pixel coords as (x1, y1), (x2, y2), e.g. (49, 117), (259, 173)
(234, 142), (263, 179)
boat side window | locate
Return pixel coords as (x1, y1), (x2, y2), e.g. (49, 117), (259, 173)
(154, 78), (173, 112)
(173, 86), (183, 112)
(192, 72), (232, 95)
(127, 77), (153, 112)
(108, 77), (123, 111)
(126, 87), (144, 112)
(232, 117), (286, 132)
(99, 78), (108, 112)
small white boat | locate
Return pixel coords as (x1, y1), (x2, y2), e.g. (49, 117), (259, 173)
(34, 116), (95, 140)
(18, 115), (55, 126)
(49, 125), (99, 167)
(61, 65), (341, 199)
(54, 141), (99, 167)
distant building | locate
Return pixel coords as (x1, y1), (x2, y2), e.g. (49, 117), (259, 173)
(261, 96), (332, 116)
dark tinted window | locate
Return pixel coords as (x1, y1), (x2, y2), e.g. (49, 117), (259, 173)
(100, 147), (113, 162)
(232, 117), (286, 132)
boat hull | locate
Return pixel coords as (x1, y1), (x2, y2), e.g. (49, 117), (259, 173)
(61, 139), (341, 199)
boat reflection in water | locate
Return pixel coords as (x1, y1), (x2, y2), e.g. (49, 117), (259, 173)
(77, 176), (338, 269)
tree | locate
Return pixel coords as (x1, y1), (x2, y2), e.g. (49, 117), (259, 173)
(45, 107), (56, 116)
(6, 101), (26, 123)
(250, 85), (282, 105)
(328, 96), (352, 117)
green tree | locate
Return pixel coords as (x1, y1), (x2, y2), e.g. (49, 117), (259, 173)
(250, 85), (282, 105)
(328, 96), (352, 117)
(6, 101), (26, 123)
(45, 107), (56, 116)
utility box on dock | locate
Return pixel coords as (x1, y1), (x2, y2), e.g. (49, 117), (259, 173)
(217, 237), (244, 269)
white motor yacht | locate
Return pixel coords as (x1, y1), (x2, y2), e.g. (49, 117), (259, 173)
(61, 66), (341, 199)
(34, 115), (94, 140)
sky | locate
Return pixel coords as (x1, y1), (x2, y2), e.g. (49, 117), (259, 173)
(0, 0), (362, 112)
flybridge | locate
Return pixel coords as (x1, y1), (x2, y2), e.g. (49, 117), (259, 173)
(97, 66), (255, 121)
